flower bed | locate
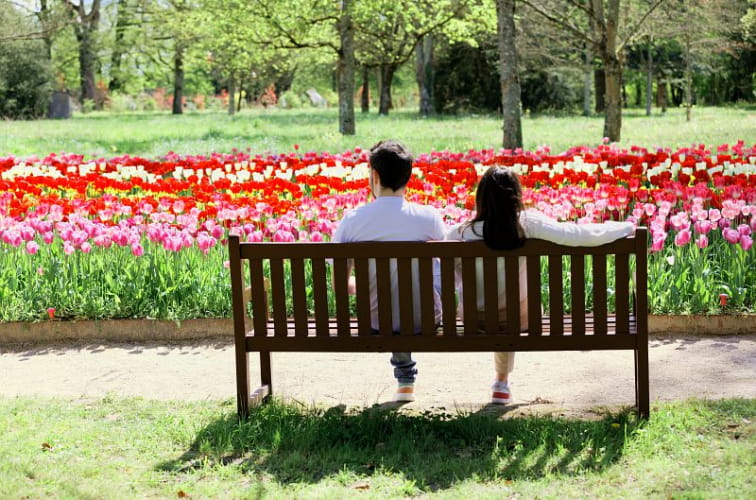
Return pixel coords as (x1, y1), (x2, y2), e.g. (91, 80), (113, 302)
(1, 142), (754, 322)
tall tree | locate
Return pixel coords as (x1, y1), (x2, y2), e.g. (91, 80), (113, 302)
(63, 0), (102, 108)
(415, 35), (434, 117)
(495, 0), (522, 148)
(251, 0), (356, 133)
(521, 0), (666, 141)
(354, 0), (469, 116)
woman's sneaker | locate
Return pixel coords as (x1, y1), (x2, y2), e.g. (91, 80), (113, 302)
(491, 381), (512, 404)
(394, 383), (415, 402)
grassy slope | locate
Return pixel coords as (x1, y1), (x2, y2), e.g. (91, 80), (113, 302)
(0, 397), (753, 499)
(1, 106), (753, 158)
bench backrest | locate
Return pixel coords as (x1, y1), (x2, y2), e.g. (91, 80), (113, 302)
(229, 228), (648, 341)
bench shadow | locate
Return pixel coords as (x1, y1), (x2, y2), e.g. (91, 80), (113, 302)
(157, 400), (641, 491)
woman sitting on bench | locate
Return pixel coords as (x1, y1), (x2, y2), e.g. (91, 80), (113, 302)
(445, 166), (635, 405)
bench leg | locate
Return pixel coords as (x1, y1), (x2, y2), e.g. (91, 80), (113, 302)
(634, 344), (650, 419)
(236, 349), (250, 420)
(260, 351), (272, 398)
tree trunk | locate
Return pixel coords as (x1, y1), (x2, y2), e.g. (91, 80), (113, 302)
(227, 75), (236, 115)
(67, 1), (101, 110)
(645, 41), (653, 116)
(415, 35), (434, 117)
(109, 0), (131, 92)
(583, 46), (592, 116)
(361, 66), (370, 113)
(76, 27), (97, 108)
(495, 0), (523, 149)
(39, 0), (53, 62)
(599, 0), (622, 142)
(172, 47), (184, 115)
(656, 75), (668, 113)
(337, 0), (356, 135)
(602, 54), (623, 141)
(594, 68), (606, 113)
(378, 65), (395, 116)
(684, 37), (692, 122)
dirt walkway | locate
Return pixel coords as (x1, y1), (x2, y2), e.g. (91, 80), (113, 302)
(1, 335), (755, 415)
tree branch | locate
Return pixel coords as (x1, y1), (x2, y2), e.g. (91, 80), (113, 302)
(519, 0), (596, 46)
(618, 0), (667, 51)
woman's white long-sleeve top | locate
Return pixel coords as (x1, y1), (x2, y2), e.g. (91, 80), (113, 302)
(445, 209), (636, 324)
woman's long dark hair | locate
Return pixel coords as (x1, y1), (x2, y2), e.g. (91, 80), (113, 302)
(468, 166), (525, 250)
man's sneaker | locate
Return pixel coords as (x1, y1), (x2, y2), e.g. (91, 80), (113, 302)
(394, 383), (415, 402)
(491, 381), (512, 404)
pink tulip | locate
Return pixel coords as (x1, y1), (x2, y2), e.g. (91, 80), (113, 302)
(25, 241), (39, 255)
(131, 243), (144, 257)
(310, 231), (324, 242)
(695, 234), (708, 249)
(694, 220), (712, 234)
(708, 209), (721, 223)
(723, 228), (740, 244)
(651, 232), (667, 252)
(674, 229), (691, 247)
(63, 242), (75, 255)
(737, 224), (751, 236)
(80, 242), (92, 253)
(740, 235), (753, 251)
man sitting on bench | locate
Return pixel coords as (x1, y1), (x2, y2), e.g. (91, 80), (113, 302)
(331, 140), (446, 402)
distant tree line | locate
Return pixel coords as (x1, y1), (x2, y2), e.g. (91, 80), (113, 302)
(0, 0), (753, 145)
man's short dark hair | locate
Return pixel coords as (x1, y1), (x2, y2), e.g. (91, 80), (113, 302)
(369, 140), (413, 192)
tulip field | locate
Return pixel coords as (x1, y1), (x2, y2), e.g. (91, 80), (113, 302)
(1, 141), (755, 322)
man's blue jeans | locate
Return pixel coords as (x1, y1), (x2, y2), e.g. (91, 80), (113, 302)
(390, 352), (417, 384)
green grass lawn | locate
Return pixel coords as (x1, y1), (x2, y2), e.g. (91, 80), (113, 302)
(0, 396), (753, 499)
(1, 106), (753, 158)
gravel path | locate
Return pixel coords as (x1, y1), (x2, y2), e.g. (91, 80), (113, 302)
(1, 335), (754, 415)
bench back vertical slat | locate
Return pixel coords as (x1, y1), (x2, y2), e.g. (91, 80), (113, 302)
(354, 258), (372, 335)
(269, 258), (287, 337)
(548, 255), (564, 336)
(526, 255), (542, 336)
(505, 256), (521, 333)
(311, 258), (330, 336)
(592, 255), (608, 336)
(440, 257), (457, 336)
(419, 258), (436, 334)
(249, 257), (268, 336)
(333, 257), (351, 336)
(375, 258), (393, 335)
(290, 257), (308, 337)
(461, 257), (478, 335)
(397, 257), (415, 335)
(570, 254), (586, 336)
(483, 256), (499, 333)
(615, 253), (630, 334)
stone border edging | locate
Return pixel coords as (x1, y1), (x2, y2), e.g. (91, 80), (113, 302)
(0, 315), (754, 346)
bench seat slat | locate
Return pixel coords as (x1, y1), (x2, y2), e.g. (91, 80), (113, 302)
(247, 314), (637, 340)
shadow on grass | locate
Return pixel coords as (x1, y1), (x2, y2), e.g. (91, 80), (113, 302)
(158, 400), (642, 490)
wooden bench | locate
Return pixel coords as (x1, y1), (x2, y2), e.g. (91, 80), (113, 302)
(229, 227), (649, 419)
